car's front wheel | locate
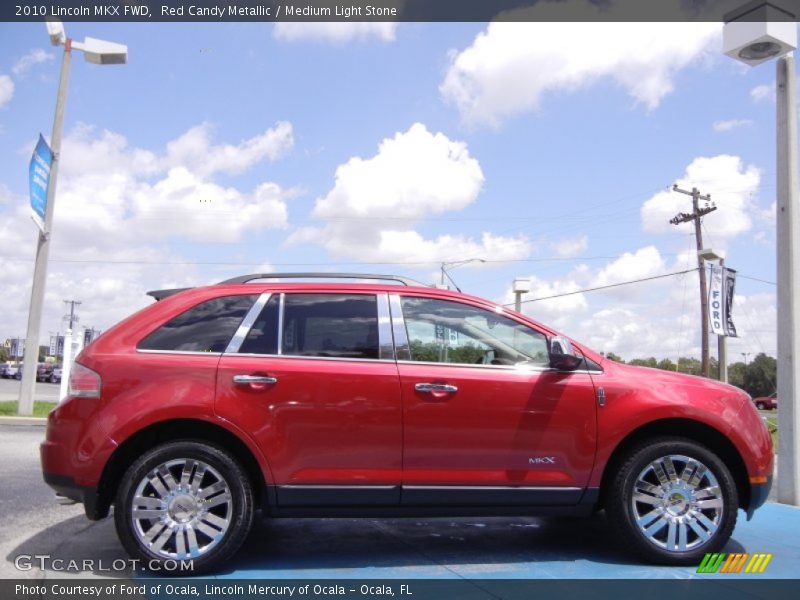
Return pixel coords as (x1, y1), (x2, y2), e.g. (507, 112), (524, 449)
(114, 441), (254, 575)
(606, 437), (738, 565)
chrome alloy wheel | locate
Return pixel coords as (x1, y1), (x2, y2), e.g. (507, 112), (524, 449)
(130, 459), (233, 560)
(631, 454), (724, 553)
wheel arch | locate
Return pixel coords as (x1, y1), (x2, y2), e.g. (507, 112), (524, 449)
(96, 418), (268, 519)
(598, 418), (749, 511)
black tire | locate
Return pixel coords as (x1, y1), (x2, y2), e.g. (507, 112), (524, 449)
(114, 441), (254, 576)
(756, 402), (766, 410)
(606, 437), (738, 565)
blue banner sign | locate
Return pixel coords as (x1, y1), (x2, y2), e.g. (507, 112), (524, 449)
(29, 134), (53, 233)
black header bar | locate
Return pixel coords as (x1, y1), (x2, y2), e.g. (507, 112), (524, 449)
(2, 0), (799, 23)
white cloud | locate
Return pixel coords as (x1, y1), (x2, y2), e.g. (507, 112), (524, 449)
(289, 122), (531, 264)
(0, 75), (14, 108)
(750, 84), (773, 103)
(712, 118), (752, 133)
(12, 48), (53, 76)
(441, 21), (719, 127)
(641, 155), (760, 242)
(274, 22), (397, 43)
(551, 235), (588, 258)
(164, 121), (294, 177)
(314, 123), (483, 220)
(593, 246), (667, 289)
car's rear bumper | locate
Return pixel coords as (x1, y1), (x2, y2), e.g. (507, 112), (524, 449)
(42, 471), (105, 520)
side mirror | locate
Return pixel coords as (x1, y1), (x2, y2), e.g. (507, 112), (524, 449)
(549, 336), (583, 371)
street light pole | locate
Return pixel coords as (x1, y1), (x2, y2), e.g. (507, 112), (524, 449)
(18, 40), (72, 416)
(776, 53), (800, 505)
(17, 23), (126, 416)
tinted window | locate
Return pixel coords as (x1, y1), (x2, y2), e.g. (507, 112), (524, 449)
(138, 295), (257, 353)
(401, 297), (549, 366)
(282, 294), (379, 359)
(239, 295), (280, 355)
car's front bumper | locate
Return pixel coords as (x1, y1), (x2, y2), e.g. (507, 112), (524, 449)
(747, 474), (773, 520)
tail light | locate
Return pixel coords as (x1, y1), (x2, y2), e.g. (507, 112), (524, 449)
(68, 363), (102, 398)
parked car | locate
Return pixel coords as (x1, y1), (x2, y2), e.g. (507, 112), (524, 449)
(49, 366), (62, 384)
(41, 273), (774, 574)
(1, 363), (19, 379)
(753, 393), (777, 411)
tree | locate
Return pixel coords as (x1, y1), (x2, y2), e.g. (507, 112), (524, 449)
(657, 358), (676, 371)
(629, 357), (657, 368)
(728, 361), (746, 390)
(745, 353), (777, 398)
(604, 352), (624, 363)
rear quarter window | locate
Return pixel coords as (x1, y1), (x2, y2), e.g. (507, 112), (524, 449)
(138, 295), (257, 353)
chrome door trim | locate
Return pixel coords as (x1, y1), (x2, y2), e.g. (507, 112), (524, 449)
(388, 294), (411, 361)
(224, 293), (271, 354)
(376, 293), (394, 360)
(277, 293), (285, 355)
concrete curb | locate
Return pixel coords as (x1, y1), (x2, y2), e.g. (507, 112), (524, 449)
(0, 416), (47, 426)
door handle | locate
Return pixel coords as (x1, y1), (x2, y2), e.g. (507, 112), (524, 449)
(415, 383), (458, 394)
(233, 375), (278, 386)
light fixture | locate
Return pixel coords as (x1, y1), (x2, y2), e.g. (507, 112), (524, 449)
(723, 1), (796, 67)
(513, 278), (531, 294)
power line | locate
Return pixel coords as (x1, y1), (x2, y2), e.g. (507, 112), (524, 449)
(739, 274), (777, 286)
(505, 268), (699, 306)
(0, 254), (677, 267)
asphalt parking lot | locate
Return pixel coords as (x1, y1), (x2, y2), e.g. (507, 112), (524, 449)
(0, 378), (60, 403)
(2, 423), (798, 583)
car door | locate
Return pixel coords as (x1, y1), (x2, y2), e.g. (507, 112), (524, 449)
(392, 294), (598, 506)
(216, 291), (402, 506)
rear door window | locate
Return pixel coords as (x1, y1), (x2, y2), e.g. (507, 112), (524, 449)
(282, 294), (379, 359)
(138, 295), (257, 353)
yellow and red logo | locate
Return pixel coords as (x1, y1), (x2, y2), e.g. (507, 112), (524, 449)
(697, 553), (773, 574)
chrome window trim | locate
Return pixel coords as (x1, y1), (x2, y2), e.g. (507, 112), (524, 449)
(396, 359), (599, 375)
(388, 294), (411, 361)
(136, 349), (223, 357)
(376, 293), (394, 360)
(277, 293), (285, 355)
(224, 293), (272, 354)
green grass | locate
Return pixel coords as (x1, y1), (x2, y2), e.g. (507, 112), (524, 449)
(764, 413), (778, 448)
(0, 401), (54, 417)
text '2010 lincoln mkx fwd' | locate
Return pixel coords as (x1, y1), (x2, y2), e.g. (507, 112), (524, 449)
(41, 273), (773, 574)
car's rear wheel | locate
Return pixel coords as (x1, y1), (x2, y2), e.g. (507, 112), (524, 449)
(607, 437), (738, 565)
(114, 441), (254, 575)
(756, 402), (766, 410)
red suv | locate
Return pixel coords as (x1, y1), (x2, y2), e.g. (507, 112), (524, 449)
(41, 273), (773, 573)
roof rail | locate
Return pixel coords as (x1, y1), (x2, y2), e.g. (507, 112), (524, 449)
(217, 272), (428, 287)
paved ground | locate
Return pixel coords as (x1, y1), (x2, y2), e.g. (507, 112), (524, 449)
(0, 377), (60, 403)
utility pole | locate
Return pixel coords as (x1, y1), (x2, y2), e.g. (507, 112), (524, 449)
(670, 185), (717, 378)
(63, 300), (81, 329)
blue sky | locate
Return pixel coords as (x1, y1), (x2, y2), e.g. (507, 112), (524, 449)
(0, 20), (790, 362)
